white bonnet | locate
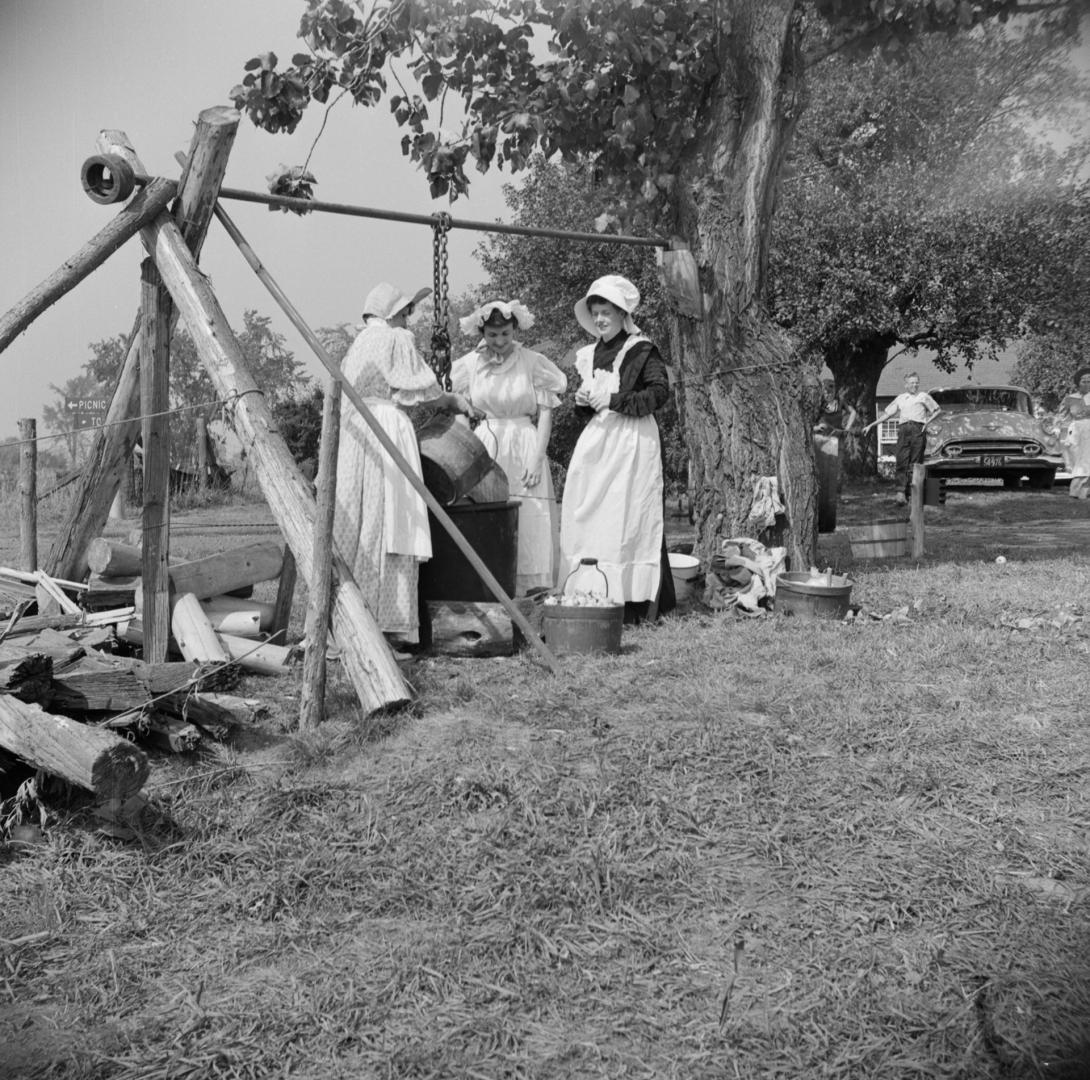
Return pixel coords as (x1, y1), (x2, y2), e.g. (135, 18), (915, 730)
(363, 282), (431, 320)
(459, 299), (535, 337)
(574, 275), (641, 337)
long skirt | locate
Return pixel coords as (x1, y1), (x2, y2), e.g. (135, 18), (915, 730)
(333, 399), (430, 641)
(560, 411), (663, 603)
(475, 415), (559, 593)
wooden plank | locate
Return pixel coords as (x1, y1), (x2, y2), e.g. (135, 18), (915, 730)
(43, 110), (238, 584)
(300, 381), (339, 729)
(0, 695), (149, 798)
(271, 545), (297, 643)
(140, 258), (173, 662)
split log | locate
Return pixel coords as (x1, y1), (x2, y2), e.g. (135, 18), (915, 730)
(0, 653), (53, 705)
(0, 637), (84, 669)
(0, 612), (83, 636)
(51, 657), (239, 714)
(0, 177), (177, 355)
(171, 593), (230, 664)
(143, 198), (408, 713)
(43, 110), (239, 583)
(117, 617), (291, 675)
(199, 693), (268, 725)
(84, 573), (139, 610)
(86, 539), (144, 577)
(0, 695), (149, 798)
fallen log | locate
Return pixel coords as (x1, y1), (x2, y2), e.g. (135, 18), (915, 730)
(0, 695), (149, 798)
(203, 594), (274, 631)
(133, 541), (284, 607)
(117, 616), (291, 675)
(142, 714), (202, 754)
(171, 593), (230, 664)
(86, 539), (144, 577)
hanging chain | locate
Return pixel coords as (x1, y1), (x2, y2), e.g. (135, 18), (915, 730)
(429, 211), (453, 390)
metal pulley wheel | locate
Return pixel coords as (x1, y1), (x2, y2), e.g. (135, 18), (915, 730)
(80, 154), (136, 204)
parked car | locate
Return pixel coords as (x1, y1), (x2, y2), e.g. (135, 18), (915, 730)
(922, 385), (1063, 489)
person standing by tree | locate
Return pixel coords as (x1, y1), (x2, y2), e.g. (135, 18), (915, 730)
(452, 300), (567, 594)
(863, 372), (940, 505)
(1057, 366), (1090, 500)
(333, 282), (479, 653)
(560, 275), (675, 623)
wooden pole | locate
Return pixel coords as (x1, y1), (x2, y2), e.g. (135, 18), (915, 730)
(0, 178), (176, 355)
(910, 464), (926, 558)
(18, 419), (37, 572)
(270, 546), (297, 643)
(196, 413), (209, 492)
(140, 258), (173, 662)
(299, 381), (340, 730)
(209, 202), (561, 675)
(44, 109), (239, 584)
(140, 212), (410, 714)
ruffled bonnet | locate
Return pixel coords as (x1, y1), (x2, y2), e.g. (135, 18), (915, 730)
(459, 299), (535, 337)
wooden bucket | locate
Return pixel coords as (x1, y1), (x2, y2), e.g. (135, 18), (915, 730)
(845, 520), (909, 558)
(416, 414), (493, 505)
(458, 459), (510, 504)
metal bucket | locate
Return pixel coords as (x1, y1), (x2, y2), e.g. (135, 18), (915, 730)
(774, 571), (852, 620)
(543, 604), (623, 656)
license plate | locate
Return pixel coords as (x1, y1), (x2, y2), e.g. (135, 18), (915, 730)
(982, 455), (1005, 466)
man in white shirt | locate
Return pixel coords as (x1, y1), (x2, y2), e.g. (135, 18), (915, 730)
(863, 373), (941, 505)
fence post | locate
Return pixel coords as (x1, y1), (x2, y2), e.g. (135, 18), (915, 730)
(910, 464), (926, 558)
(18, 418), (37, 572)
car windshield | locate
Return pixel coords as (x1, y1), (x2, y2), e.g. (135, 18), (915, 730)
(930, 388), (1031, 414)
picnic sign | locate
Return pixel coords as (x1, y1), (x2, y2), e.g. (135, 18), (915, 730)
(65, 396), (109, 430)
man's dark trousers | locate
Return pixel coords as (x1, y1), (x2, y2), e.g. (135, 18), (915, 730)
(894, 421), (926, 499)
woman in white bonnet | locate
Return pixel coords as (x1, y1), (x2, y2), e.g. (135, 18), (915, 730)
(561, 274), (675, 622)
(451, 300), (567, 593)
(333, 281), (478, 654)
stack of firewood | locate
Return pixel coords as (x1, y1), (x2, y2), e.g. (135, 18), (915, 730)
(0, 538), (293, 810)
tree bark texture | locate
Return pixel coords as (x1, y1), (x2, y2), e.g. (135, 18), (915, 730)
(668, 0), (815, 567)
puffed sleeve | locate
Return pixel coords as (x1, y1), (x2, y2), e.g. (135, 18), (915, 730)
(382, 326), (443, 407)
(450, 350), (476, 398)
(527, 349), (567, 409)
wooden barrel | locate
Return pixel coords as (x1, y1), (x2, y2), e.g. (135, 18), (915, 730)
(845, 520), (909, 558)
(814, 433), (839, 533)
(459, 459), (510, 504)
(416, 414), (493, 505)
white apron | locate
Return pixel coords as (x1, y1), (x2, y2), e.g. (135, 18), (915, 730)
(560, 338), (663, 603)
(475, 416), (559, 592)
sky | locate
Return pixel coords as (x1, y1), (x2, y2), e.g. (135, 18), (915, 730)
(0, 0), (517, 442)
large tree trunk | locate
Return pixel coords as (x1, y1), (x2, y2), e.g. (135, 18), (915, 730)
(827, 335), (894, 477)
(669, 1), (814, 568)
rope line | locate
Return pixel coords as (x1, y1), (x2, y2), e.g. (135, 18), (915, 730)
(8, 389), (266, 451)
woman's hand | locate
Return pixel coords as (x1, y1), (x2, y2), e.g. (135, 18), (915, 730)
(521, 454), (545, 489)
(446, 392), (484, 421)
(582, 386), (611, 412)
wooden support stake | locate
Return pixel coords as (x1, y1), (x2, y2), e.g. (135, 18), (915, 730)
(271, 546), (297, 643)
(910, 464), (926, 558)
(44, 110), (238, 584)
(196, 413), (209, 492)
(140, 258), (172, 662)
(0, 178), (177, 355)
(299, 381), (340, 730)
(18, 418), (37, 571)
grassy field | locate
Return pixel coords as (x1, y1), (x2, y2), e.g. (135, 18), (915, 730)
(1, 481), (1089, 1079)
